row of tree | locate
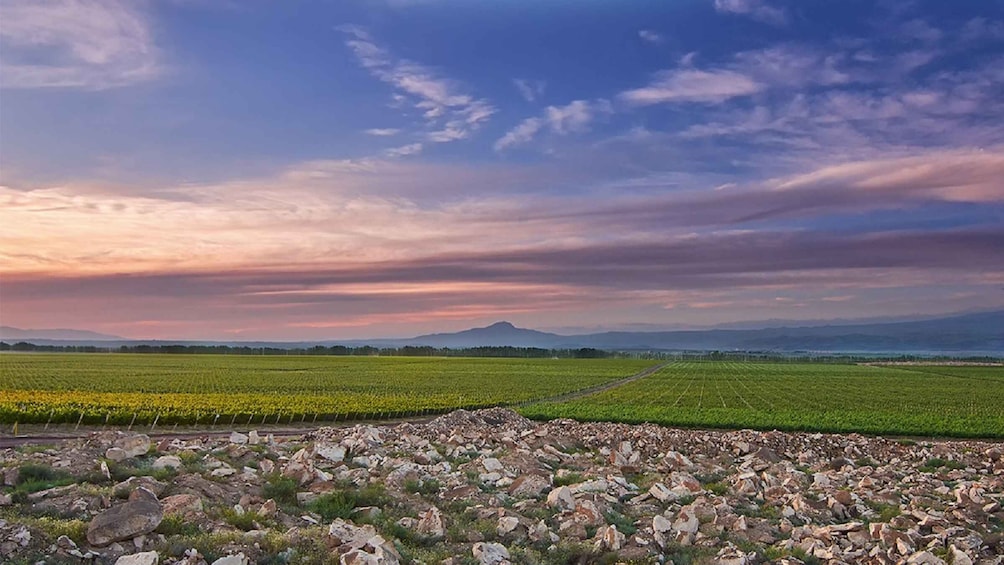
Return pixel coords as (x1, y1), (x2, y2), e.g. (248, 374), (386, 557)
(1, 341), (1000, 363)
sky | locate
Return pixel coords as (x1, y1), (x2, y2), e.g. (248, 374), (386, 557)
(1, 0), (1003, 340)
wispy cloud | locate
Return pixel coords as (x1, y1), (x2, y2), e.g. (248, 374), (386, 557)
(0, 0), (160, 89)
(713, 0), (788, 26)
(494, 100), (610, 150)
(383, 143), (424, 158)
(338, 25), (495, 144)
(364, 128), (401, 136)
(638, 30), (664, 44)
(513, 78), (546, 102)
(619, 68), (761, 105)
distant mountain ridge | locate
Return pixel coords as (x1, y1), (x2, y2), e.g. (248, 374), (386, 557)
(0, 326), (124, 341)
(3, 310), (1002, 353)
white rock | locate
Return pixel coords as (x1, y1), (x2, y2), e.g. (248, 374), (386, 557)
(211, 554), (249, 565)
(482, 457), (503, 472)
(229, 431), (249, 445)
(151, 455), (182, 471)
(114, 552), (159, 565)
(247, 430), (261, 445)
(316, 444), (347, 463)
(545, 486), (575, 512)
(949, 546), (974, 565)
(472, 542), (510, 565)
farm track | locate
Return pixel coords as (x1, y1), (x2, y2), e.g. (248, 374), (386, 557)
(0, 362), (668, 447)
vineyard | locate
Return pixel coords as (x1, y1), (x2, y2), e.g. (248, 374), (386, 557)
(520, 361), (1004, 437)
(2, 355), (1001, 437)
(0, 354), (654, 427)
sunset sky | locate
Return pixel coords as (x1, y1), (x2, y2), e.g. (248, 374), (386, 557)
(2, 0), (1003, 340)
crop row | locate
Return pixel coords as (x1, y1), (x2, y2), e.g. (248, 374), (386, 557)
(0, 354), (654, 426)
(519, 361), (1004, 438)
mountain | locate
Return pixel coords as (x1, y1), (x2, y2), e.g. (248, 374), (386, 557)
(3, 310), (1002, 354)
(406, 321), (566, 348)
(0, 326), (124, 341)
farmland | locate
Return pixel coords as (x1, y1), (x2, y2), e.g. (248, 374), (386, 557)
(521, 361), (1004, 438)
(1, 355), (1002, 438)
(0, 354), (655, 426)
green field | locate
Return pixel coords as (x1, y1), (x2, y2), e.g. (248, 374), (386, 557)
(520, 361), (1004, 437)
(2, 355), (1002, 437)
(0, 354), (654, 426)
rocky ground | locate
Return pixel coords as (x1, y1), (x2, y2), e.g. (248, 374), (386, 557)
(1, 408), (1002, 565)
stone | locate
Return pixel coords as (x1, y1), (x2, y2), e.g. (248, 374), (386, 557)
(229, 432), (249, 445)
(211, 554), (249, 565)
(949, 545), (974, 565)
(114, 476), (167, 498)
(151, 455), (183, 471)
(106, 447), (130, 462)
(508, 474), (550, 497)
(161, 494), (203, 517)
(653, 514), (673, 548)
(595, 524), (624, 551)
(115, 434), (152, 458)
(545, 486), (575, 511)
(258, 498), (277, 517)
(87, 494), (163, 547)
(415, 506), (445, 538)
(906, 551), (947, 565)
(472, 542), (510, 565)
(114, 552), (159, 565)
(482, 457), (503, 472)
(316, 444), (346, 463)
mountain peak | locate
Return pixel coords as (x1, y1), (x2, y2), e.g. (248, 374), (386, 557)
(486, 321), (517, 330)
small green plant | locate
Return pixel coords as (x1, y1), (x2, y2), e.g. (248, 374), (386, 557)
(404, 478), (441, 495)
(155, 514), (202, 537)
(603, 511), (637, 536)
(864, 500), (901, 522)
(553, 472), (584, 487)
(220, 508), (269, 531)
(704, 481), (729, 496)
(13, 463), (75, 497)
(262, 474), (298, 506)
(307, 491), (357, 520)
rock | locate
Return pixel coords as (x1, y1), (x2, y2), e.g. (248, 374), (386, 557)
(87, 492), (163, 547)
(283, 448), (318, 485)
(545, 486), (575, 511)
(949, 545), (974, 565)
(595, 524), (624, 551)
(572, 500), (604, 526)
(151, 455), (182, 471)
(161, 494), (203, 517)
(649, 482), (677, 502)
(211, 554), (249, 565)
(653, 514), (673, 548)
(115, 434), (152, 458)
(508, 474), (550, 497)
(106, 447), (130, 462)
(906, 551), (947, 565)
(671, 505), (700, 545)
(258, 498), (277, 517)
(715, 544), (753, 565)
(114, 476), (167, 498)
(316, 444), (346, 463)
(247, 430), (261, 445)
(229, 431), (249, 445)
(415, 506), (445, 538)
(472, 542), (510, 565)
(114, 552), (159, 565)
(482, 457), (503, 472)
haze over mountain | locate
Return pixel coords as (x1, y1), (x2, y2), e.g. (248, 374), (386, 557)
(5, 310), (1001, 354)
(0, 326), (124, 342)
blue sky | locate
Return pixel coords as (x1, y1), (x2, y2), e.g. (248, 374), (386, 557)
(2, 0), (1003, 339)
